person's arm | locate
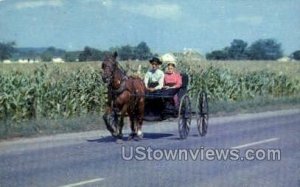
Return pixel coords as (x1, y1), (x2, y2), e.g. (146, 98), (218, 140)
(154, 70), (164, 90)
(144, 72), (150, 89)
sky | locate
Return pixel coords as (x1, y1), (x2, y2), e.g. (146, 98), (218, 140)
(0, 0), (299, 55)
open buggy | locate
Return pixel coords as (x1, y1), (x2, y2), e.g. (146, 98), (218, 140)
(101, 53), (208, 140)
(143, 73), (209, 139)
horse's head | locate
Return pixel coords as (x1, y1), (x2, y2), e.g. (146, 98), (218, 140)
(101, 52), (118, 84)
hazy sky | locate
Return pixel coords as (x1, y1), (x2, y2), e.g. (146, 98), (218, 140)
(0, 0), (299, 55)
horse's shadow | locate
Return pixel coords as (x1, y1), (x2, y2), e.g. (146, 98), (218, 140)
(87, 132), (174, 143)
(143, 132), (174, 139)
(87, 136), (115, 143)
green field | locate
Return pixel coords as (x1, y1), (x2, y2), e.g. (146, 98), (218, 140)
(0, 60), (300, 139)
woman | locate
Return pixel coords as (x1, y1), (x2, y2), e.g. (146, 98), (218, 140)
(161, 53), (182, 91)
(164, 62), (182, 89)
(161, 53), (182, 107)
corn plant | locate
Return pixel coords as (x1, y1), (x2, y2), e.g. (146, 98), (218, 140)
(0, 61), (299, 123)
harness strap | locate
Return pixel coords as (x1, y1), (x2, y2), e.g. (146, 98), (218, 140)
(112, 76), (129, 95)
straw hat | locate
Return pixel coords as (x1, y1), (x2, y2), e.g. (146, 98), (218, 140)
(161, 53), (177, 66)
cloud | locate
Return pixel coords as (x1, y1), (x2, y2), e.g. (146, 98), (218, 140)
(15, 0), (63, 10)
(120, 2), (182, 20)
(77, 0), (112, 7)
(234, 16), (263, 25)
(101, 0), (112, 7)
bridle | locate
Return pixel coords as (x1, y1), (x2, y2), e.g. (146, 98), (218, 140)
(101, 59), (115, 84)
(102, 59), (128, 96)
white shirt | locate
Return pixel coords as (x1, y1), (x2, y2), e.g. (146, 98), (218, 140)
(144, 69), (165, 90)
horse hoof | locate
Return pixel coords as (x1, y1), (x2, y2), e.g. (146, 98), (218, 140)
(137, 130), (143, 139)
(128, 133), (136, 141)
(137, 130), (143, 136)
(111, 131), (119, 138)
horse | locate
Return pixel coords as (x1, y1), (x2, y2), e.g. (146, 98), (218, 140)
(101, 52), (145, 142)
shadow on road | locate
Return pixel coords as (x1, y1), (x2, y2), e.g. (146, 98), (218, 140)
(87, 132), (174, 143)
(143, 132), (174, 139)
(87, 136), (116, 143)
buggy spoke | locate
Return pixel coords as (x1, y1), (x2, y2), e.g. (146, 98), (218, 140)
(197, 91), (209, 137)
(178, 94), (192, 139)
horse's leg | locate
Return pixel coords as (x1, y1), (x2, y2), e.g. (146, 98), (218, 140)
(115, 103), (129, 143)
(135, 97), (145, 140)
(103, 106), (118, 137)
(118, 95), (136, 141)
(128, 114), (136, 141)
(117, 114), (124, 139)
(115, 115), (124, 144)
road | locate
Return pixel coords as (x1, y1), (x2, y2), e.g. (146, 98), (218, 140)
(0, 109), (299, 187)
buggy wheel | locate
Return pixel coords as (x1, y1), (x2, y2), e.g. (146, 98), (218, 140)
(178, 94), (192, 139)
(197, 91), (209, 136)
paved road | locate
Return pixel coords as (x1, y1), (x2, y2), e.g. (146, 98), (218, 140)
(0, 109), (299, 187)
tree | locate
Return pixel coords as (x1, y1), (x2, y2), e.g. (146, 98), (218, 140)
(78, 46), (104, 61)
(118, 45), (135, 60)
(41, 52), (53, 62)
(134, 41), (152, 60)
(64, 51), (80, 62)
(227, 39), (248, 60)
(41, 47), (66, 62)
(291, 50), (300, 60)
(0, 41), (15, 61)
(111, 42), (153, 61)
(206, 39), (247, 60)
(206, 50), (228, 60)
(247, 39), (283, 60)
(79, 47), (92, 61)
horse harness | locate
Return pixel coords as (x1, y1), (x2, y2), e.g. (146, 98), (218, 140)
(107, 64), (137, 112)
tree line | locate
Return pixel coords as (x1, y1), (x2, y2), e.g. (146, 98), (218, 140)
(1, 39), (300, 62)
(206, 38), (299, 60)
(0, 41), (153, 62)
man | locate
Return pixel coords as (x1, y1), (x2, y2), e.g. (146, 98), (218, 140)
(143, 57), (165, 119)
(144, 57), (164, 92)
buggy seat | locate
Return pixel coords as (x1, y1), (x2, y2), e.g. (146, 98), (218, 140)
(143, 72), (189, 121)
(177, 73), (189, 100)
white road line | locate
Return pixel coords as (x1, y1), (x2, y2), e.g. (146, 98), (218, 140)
(58, 178), (104, 187)
(231, 138), (279, 149)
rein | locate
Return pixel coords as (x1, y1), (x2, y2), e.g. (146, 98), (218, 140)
(109, 62), (129, 96)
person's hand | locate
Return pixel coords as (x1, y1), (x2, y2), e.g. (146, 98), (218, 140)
(164, 86), (175, 89)
(146, 87), (156, 92)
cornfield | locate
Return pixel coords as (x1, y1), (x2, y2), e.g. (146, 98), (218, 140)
(176, 60), (300, 101)
(0, 63), (106, 122)
(0, 60), (299, 123)
(186, 66), (299, 101)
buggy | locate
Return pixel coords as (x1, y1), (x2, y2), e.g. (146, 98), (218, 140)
(144, 73), (209, 139)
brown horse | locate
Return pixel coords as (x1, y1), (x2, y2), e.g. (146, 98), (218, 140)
(101, 52), (145, 141)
